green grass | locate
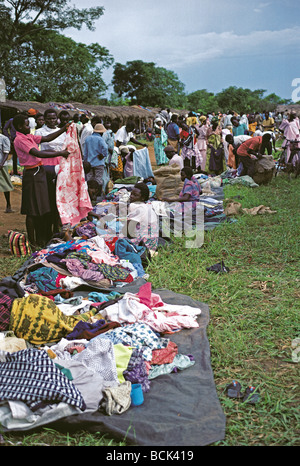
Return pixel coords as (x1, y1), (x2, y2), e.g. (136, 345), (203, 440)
(1, 173), (300, 446)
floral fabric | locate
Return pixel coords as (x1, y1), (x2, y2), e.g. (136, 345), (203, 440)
(56, 123), (92, 226)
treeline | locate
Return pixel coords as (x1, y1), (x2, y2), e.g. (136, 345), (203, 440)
(0, 1), (291, 113)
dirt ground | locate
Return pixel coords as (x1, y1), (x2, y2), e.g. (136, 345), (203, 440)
(0, 185), (26, 237)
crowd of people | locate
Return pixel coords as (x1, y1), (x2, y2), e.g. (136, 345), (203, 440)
(0, 105), (299, 253)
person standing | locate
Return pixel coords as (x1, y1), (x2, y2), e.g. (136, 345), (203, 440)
(13, 113), (70, 248)
(153, 117), (168, 165)
(279, 110), (300, 163)
(35, 109), (69, 235)
(115, 120), (147, 149)
(3, 116), (18, 175)
(196, 115), (210, 171)
(0, 133), (14, 212)
(35, 109), (67, 165)
(83, 123), (109, 196)
(262, 111), (275, 133)
(166, 114), (180, 152)
(231, 116), (248, 136)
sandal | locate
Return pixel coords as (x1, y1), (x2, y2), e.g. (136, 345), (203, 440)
(225, 380), (243, 399)
(243, 386), (260, 404)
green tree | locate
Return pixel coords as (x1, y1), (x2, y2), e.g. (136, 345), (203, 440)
(4, 28), (113, 103)
(186, 89), (218, 114)
(0, 0), (105, 63)
(111, 60), (186, 108)
(215, 86), (266, 113)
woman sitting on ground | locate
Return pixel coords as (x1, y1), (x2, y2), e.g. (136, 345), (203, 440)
(162, 166), (201, 208)
(123, 182), (159, 251)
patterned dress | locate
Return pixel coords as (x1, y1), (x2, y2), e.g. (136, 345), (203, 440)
(56, 123), (92, 226)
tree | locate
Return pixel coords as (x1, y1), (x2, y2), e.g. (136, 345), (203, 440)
(4, 27), (113, 103)
(0, 1), (113, 103)
(215, 86), (291, 114)
(111, 60), (186, 108)
(186, 89), (218, 114)
(215, 86), (265, 113)
(0, 0), (105, 63)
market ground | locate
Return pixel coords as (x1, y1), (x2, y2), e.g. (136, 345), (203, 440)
(0, 145), (157, 256)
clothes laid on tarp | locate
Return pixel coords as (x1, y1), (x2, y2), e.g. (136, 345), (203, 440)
(46, 289), (226, 447)
(0, 179), (227, 446)
(0, 268), (225, 447)
(9, 294), (97, 345)
(0, 348), (86, 411)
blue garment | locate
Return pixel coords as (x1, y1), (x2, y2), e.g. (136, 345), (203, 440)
(25, 267), (59, 292)
(133, 263), (146, 277)
(232, 124), (247, 137)
(88, 291), (121, 303)
(167, 122), (180, 140)
(133, 147), (154, 178)
(115, 238), (146, 264)
(102, 130), (115, 152)
(83, 133), (108, 167)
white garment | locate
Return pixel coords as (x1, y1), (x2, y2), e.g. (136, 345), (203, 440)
(28, 117), (36, 130)
(80, 122), (93, 151)
(115, 126), (134, 145)
(35, 125), (66, 151)
(35, 124), (66, 165)
(240, 114), (249, 129)
(101, 294), (200, 333)
(233, 135), (252, 146)
(222, 129), (231, 162)
(126, 202), (159, 240)
(0, 134), (10, 166)
(169, 154), (183, 169)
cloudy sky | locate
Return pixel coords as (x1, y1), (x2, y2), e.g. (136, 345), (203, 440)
(67, 0), (300, 101)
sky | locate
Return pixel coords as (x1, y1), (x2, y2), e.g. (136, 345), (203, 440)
(66, 0), (300, 101)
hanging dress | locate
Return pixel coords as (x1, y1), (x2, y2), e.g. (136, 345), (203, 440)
(56, 123), (92, 226)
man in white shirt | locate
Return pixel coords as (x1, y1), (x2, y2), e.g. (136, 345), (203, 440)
(35, 109), (67, 166)
(164, 145), (183, 169)
(115, 121), (147, 148)
(225, 134), (252, 152)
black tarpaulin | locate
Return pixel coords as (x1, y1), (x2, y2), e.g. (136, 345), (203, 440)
(47, 288), (226, 446)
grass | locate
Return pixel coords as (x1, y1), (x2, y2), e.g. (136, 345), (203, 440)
(1, 172), (299, 446)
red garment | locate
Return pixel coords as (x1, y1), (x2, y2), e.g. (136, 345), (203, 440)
(237, 136), (262, 158)
(137, 282), (164, 309)
(56, 123), (92, 226)
(150, 341), (178, 365)
(105, 237), (119, 252)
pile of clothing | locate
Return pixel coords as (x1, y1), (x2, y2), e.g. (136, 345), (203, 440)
(0, 221), (201, 431)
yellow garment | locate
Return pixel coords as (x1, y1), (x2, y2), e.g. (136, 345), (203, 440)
(262, 118), (275, 132)
(248, 122), (257, 135)
(10, 294), (97, 345)
(186, 116), (199, 126)
(113, 344), (134, 383)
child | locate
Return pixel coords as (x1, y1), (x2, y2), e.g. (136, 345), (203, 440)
(13, 113), (70, 248)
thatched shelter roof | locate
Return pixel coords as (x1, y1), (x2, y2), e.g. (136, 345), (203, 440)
(0, 100), (188, 127)
(276, 103), (300, 116)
